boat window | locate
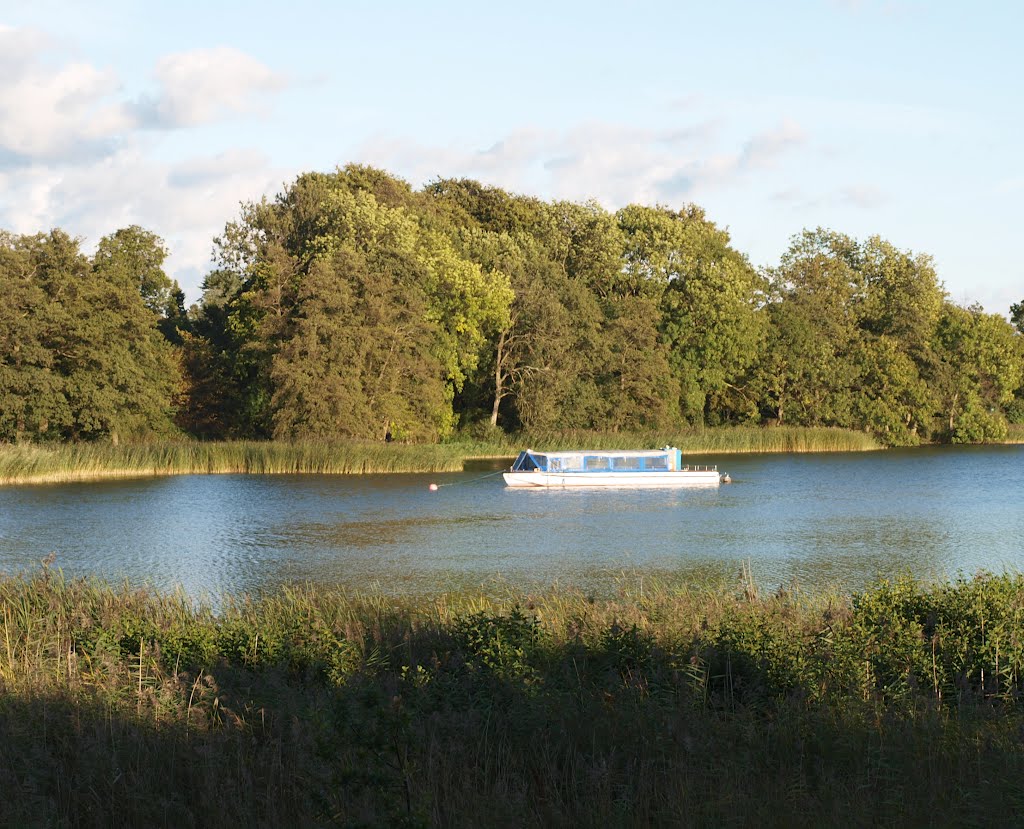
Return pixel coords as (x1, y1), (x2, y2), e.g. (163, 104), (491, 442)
(512, 452), (544, 472)
(645, 455), (668, 470)
(611, 456), (643, 471)
(583, 455), (609, 471)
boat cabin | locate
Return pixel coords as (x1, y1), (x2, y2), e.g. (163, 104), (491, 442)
(510, 447), (684, 474)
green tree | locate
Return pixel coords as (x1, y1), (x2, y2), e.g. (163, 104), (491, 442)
(0, 232), (67, 440)
(204, 169), (512, 440)
(270, 247), (450, 439)
(423, 181), (600, 432)
(930, 303), (1023, 442)
(617, 204), (766, 425)
(1011, 300), (1024, 335)
(850, 237), (946, 444)
(754, 229), (863, 427)
(0, 229), (178, 443)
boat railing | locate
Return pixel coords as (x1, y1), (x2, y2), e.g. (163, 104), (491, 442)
(680, 465), (718, 472)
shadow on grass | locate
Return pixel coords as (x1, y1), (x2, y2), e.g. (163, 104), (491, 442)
(4, 572), (1024, 826)
(3, 663), (1024, 827)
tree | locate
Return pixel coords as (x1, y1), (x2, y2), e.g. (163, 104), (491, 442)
(270, 247), (450, 439)
(754, 229), (863, 428)
(930, 303), (1023, 442)
(203, 169), (512, 440)
(94, 225), (181, 318)
(422, 181), (603, 432)
(850, 237), (946, 444)
(617, 204), (766, 425)
(0, 229), (179, 443)
(0, 232), (67, 440)
(1011, 300), (1024, 335)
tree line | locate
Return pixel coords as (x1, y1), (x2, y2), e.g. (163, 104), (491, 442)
(2, 165), (1022, 446)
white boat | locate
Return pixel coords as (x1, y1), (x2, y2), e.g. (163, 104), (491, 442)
(503, 447), (724, 488)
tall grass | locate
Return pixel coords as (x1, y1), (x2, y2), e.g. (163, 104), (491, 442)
(0, 440), (466, 484)
(458, 425), (881, 456)
(3, 568), (1024, 826)
(0, 427), (880, 485)
(1006, 423), (1024, 443)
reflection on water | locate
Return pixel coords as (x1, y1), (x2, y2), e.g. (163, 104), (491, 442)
(0, 445), (1021, 600)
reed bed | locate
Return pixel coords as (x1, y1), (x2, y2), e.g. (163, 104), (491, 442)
(1006, 423), (1024, 443)
(0, 440), (466, 484)
(3, 568), (1024, 826)
(460, 425), (881, 456)
(0, 427), (880, 485)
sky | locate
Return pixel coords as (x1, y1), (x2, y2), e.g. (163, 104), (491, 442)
(1, 0), (1021, 313)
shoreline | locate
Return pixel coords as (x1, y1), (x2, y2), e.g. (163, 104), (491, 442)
(1, 427), (1022, 485)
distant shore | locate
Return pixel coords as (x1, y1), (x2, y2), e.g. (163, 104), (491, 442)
(0, 427), (884, 485)
(0, 425), (1021, 485)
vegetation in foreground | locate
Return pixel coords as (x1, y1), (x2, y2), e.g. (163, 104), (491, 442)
(3, 568), (1024, 827)
(0, 427), (880, 484)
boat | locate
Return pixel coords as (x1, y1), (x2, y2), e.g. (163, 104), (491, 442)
(503, 446), (724, 488)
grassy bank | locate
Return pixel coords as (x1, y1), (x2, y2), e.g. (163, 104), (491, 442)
(2, 569), (1024, 826)
(1007, 423), (1024, 443)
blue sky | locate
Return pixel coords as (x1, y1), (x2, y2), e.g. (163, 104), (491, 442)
(1, 1), (1021, 313)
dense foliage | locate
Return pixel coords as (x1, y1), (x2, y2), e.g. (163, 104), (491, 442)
(2, 165), (1022, 446)
(0, 228), (180, 443)
(3, 570), (1024, 826)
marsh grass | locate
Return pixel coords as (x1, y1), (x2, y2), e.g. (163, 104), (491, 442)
(459, 425), (881, 456)
(0, 427), (879, 485)
(3, 568), (1024, 826)
(1006, 423), (1024, 443)
(0, 440), (467, 484)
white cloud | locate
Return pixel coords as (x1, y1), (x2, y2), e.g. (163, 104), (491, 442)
(0, 31), (288, 167)
(0, 27), (129, 163)
(739, 119), (806, 169)
(355, 118), (803, 208)
(767, 183), (887, 211)
(839, 184), (887, 208)
(130, 47), (288, 129)
(0, 146), (289, 301)
(0, 28), (292, 300)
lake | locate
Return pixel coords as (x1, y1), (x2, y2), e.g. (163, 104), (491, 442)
(1, 445), (1022, 600)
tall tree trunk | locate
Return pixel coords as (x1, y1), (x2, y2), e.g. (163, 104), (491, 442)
(490, 330), (507, 427)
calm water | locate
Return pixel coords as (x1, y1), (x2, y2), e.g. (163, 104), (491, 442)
(1, 445), (1022, 599)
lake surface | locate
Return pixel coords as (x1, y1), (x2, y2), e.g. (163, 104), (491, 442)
(1, 445), (1022, 600)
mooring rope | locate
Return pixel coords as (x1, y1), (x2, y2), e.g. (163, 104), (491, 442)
(429, 468), (506, 490)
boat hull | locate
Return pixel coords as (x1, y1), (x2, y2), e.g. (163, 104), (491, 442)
(503, 470), (721, 488)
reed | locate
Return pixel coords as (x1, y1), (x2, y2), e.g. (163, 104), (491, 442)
(461, 425), (881, 456)
(0, 427), (879, 485)
(0, 440), (466, 484)
(1006, 423), (1024, 443)
(2, 568), (1024, 826)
